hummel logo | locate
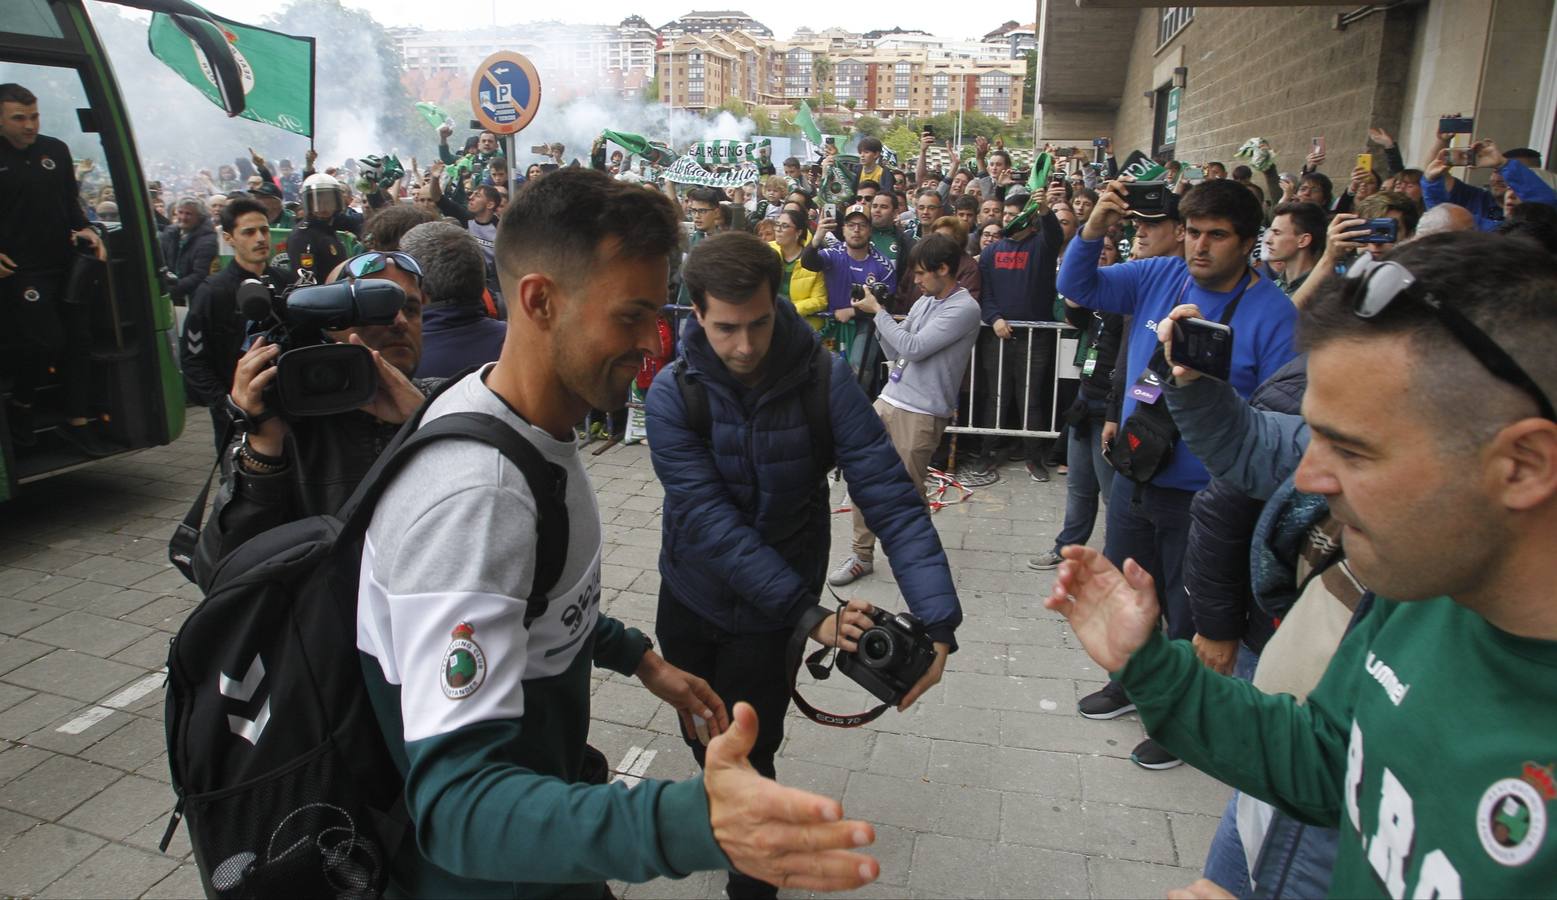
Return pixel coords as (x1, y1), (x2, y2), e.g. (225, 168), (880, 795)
(219, 655), (271, 745)
(186, 329), (205, 356)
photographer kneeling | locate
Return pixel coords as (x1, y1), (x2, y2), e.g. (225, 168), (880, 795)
(191, 251), (436, 588)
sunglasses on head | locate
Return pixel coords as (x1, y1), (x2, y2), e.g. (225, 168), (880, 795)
(1348, 259), (1555, 421)
(343, 251), (423, 285)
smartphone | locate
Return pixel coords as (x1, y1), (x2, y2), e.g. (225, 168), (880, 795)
(824, 136), (836, 146)
(1439, 116), (1475, 135)
(1123, 181), (1169, 217)
(1093, 137), (1109, 148)
(824, 202), (838, 221)
(1356, 152), (1373, 172)
(1447, 147), (1474, 167)
(1182, 165), (1206, 183)
(1171, 318), (1235, 381)
(922, 124), (935, 138)
(1312, 136), (1326, 157)
(530, 144), (549, 154)
(1360, 217), (1399, 244)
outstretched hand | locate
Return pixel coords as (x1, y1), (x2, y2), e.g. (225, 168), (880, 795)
(1044, 546), (1160, 672)
(706, 703), (879, 892)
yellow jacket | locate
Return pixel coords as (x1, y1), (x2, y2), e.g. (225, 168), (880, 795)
(770, 240), (826, 326)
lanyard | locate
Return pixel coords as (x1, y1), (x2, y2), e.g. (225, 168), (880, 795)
(1174, 268), (1255, 326)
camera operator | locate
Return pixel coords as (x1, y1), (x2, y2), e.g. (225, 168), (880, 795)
(646, 231), (960, 900)
(191, 250), (432, 586)
(181, 197), (293, 453)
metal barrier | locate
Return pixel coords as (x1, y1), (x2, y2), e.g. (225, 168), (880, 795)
(630, 306), (1080, 445)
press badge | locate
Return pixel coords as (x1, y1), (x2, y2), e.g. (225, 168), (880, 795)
(1081, 347), (1099, 378)
(1129, 368), (1165, 404)
(888, 357), (908, 383)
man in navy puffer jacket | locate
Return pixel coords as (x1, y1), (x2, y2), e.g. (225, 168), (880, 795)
(646, 232), (962, 900)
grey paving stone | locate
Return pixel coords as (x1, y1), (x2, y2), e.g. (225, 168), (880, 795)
(138, 862), (204, 899)
(1001, 709), (1142, 759)
(33, 582), (160, 618)
(0, 744), (54, 786)
(43, 530), (145, 558)
(38, 840), (178, 899)
(943, 640), (1009, 676)
(61, 774), (173, 841)
(868, 702), (1001, 745)
(111, 632), (174, 670)
(843, 771), (1001, 840)
(927, 741), (1082, 799)
(906, 833), (996, 896)
(0, 683), (31, 714)
(864, 732), (930, 780)
(620, 869), (719, 899)
(590, 680), (660, 729)
(0, 693), (81, 742)
(627, 569), (661, 595)
(992, 841), (1091, 899)
(124, 568), (189, 596)
(1088, 856), (1203, 899)
(860, 822), (916, 887)
(119, 597), (191, 633)
(126, 813), (190, 857)
(0, 636), (53, 676)
(80, 716), (168, 774)
(1001, 795), (1175, 864)
(0, 808), (41, 843)
(608, 508), (657, 528)
(6, 575), (87, 605)
(7, 548), (94, 576)
(53, 556), (168, 589)
(22, 611), (154, 658)
(780, 720), (874, 767)
(0, 754), (122, 820)
(942, 671), (1076, 713)
(601, 564), (640, 591)
(0, 598), (68, 637)
(604, 543), (660, 569)
(4, 650), (146, 703)
(0, 568), (55, 599)
(1078, 755), (1232, 817)
(20, 710), (131, 756)
(773, 758), (850, 800)
(134, 753), (171, 784)
(954, 614), (1070, 647)
(0, 823), (105, 896)
(1005, 643), (1106, 681)
(1170, 811), (1221, 870)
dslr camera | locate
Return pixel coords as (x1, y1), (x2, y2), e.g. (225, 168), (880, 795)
(849, 281), (892, 303)
(237, 278), (409, 417)
(835, 607), (938, 705)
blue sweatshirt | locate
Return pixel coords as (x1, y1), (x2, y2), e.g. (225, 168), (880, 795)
(1422, 159), (1557, 231)
(976, 211), (1063, 325)
(1057, 236), (1298, 491)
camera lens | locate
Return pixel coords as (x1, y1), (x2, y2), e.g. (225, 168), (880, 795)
(302, 358), (354, 394)
(859, 628), (900, 670)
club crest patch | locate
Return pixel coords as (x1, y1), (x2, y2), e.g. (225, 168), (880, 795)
(1477, 762), (1553, 867)
(440, 622), (486, 699)
(40, 157), (56, 171)
(22, 288), (40, 302)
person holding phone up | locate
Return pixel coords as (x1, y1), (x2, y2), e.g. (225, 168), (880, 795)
(1422, 135), (1556, 232)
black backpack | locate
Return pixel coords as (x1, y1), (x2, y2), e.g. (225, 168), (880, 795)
(673, 342), (834, 474)
(161, 385), (569, 899)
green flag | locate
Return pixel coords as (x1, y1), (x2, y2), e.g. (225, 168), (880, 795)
(601, 130), (677, 167)
(148, 8), (315, 137)
(1004, 151), (1055, 235)
(416, 101), (450, 131)
(794, 101), (823, 146)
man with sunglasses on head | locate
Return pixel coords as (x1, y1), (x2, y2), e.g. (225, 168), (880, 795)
(1049, 231), (1557, 897)
(191, 249), (432, 585)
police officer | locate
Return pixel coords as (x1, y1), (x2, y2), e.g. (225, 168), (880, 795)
(285, 172), (352, 286)
(0, 83), (110, 455)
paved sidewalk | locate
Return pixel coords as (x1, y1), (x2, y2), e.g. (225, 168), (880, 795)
(0, 417), (1229, 898)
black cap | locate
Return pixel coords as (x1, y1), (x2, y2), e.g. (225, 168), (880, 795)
(250, 181), (283, 200)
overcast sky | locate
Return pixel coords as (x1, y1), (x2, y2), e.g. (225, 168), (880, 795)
(190, 0), (1012, 44)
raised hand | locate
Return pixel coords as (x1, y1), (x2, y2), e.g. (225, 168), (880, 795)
(1044, 546), (1160, 672)
(705, 703), (879, 891)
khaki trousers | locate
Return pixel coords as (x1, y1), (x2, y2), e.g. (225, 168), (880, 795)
(852, 397), (949, 562)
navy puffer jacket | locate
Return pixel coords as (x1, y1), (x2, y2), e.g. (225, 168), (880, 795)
(646, 302), (961, 646)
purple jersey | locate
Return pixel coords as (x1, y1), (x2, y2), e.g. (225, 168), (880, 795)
(813, 244), (897, 312)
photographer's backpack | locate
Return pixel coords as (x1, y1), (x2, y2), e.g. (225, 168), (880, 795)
(160, 382), (569, 899)
(673, 340), (834, 473)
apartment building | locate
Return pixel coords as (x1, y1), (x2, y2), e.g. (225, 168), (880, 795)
(390, 17), (658, 98)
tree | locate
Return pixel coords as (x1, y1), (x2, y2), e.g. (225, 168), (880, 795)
(883, 122), (919, 164)
(812, 52), (833, 102)
(817, 114), (846, 137)
(1023, 50), (1036, 104)
(749, 106), (774, 136)
(854, 115), (886, 140)
(643, 72), (661, 104)
(717, 98), (750, 119)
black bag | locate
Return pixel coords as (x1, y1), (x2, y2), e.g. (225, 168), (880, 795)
(673, 341), (834, 474)
(162, 392), (569, 899)
(1109, 275), (1250, 484)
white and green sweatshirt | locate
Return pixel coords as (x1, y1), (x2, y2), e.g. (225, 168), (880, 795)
(357, 366), (728, 897)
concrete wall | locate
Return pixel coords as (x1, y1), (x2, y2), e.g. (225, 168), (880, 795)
(1476, 0), (1555, 151)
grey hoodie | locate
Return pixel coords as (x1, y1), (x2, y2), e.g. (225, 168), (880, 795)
(872, 286), (982, 418)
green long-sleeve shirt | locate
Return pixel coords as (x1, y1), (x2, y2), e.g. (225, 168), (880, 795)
(1119, 596), (1557, 897)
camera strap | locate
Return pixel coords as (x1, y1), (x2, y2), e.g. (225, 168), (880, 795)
(787, 602), (892, 729)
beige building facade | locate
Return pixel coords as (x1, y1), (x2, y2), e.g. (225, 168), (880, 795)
(1033, 1), (1557, 178)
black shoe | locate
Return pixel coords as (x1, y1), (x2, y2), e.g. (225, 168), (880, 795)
(55, 422), (117, 458)
(1026, 459), (1050, 482)
(1078, 681), (1135, 719)
(6, 403), (37, 448)
(1130, 737), (1182, 770)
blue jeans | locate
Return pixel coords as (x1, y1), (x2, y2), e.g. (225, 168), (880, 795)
(1053, 400), (1115, 550)
(1102, 478), (1196, 639)
(1203, 647), (1260, 896)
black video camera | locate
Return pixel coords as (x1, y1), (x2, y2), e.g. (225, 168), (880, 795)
(237, 278), (408, 417)
(834, 607), (938, 706)
(849, 281), (891, 303)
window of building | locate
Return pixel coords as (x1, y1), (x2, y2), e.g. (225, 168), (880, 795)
(1158, 7), (1194, 48)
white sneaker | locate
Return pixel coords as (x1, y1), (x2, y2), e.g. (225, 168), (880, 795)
(828, 555), (873, 586)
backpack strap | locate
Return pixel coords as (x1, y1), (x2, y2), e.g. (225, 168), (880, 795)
(340, 410), (569, 628)
(673, 358), (712, 441)
(802, 344), (834, 474)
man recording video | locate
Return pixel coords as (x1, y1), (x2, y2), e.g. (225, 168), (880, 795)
(645, 231), (961, 900)
(190, 249), (432, 587)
